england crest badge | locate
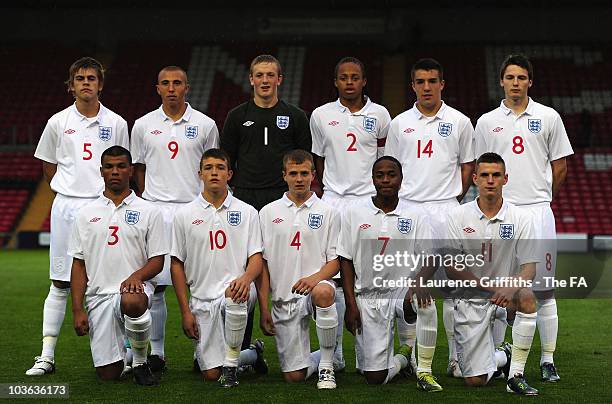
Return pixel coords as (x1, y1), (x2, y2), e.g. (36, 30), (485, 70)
(499, 223), (515, 240)
(125, 210), (140, 225)
(227, 211), (241, 226)
(308, 213), (323, 229)
(363, 117), (377, 133)
(528, 119), (541, 134)
(276, 115), (289, 130)
(397, 218), (412, 234)
(99, 126), (112, 141)
(185, 125), (198, 139)
(438, 122), (452, 137)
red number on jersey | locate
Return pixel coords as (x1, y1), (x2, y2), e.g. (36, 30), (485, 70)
(83, 143), (93, 160)
(512, 136), (524, 154)
(346, 133), (357, 152)
(290, 231), (302, 250)
(378, 236), (390, 255)
(168, 141), (179, 159)
(108, 225), (119, 246)
(417, 139), (433, 158)
(209, 230), (227, 250)
(481, 242), (492, 262)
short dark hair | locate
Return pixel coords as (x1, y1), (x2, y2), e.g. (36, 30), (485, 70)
(249, 54), (282, 76)
(101, 145), (132, 165)
(372, 156), (403, 177)
(476, 152), (506, 171)
(411, 58), (444, 82)
(334, 57), (367, 80)
(200, 148), (231, 169)
(158, 65), (188, 83)
(66, 57), (105, 95)
(499, 54), (533, 81)
(282, 149), (314, 171)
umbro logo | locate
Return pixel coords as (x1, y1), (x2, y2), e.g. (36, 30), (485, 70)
(328, 121), (340, 126)
(359, 223), (371, 229)
(492, 127), (503, 133)
(403, 128), (415, 134)
(64, 129), (75, 134)
(192, 219), (204, 225)
(151, 130), (162, 135)
(243, 121), (254, 127)
(463, 227), (476, 233)
(272, 218), (284, 224)
(89, 217), (101, 222)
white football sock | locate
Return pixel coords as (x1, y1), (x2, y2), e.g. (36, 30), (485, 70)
(333, 288), (345, 364)
(149, 291), (166, 358)
(495, 349), (507, 369)
(316, 304), (338, 370)
(41, 285), (69, 359)
(509, 311), (536, 377)
(124, 310), (152, 367)
(415, 301), (437, 373)
(239, 347), (257, 366)
(307, 350), (321, 379)
(442, 299), (456, 361)
(384, 354), (408, 384)
(224, 297), (248, 367)
(493, 307), (508, 347)
(537, 298), (558, 365)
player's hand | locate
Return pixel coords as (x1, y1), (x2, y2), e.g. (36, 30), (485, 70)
(181, 311), (199, 340)
(291, 274), (319, 296)
(259, 309), (276, 336)
(490, 287), (515, 307)
(120, 274), (145, 294)
(345, 303), (362, 336)
(73, 309), (89, 336)
(408, 286), (433, 308)
(228, 275), (250, 303)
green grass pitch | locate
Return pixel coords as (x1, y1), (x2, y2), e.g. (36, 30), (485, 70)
(1, 250), (610, 403)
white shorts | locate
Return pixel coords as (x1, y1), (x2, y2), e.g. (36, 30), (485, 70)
(454, 299), (499, 378)
(149, 200), (185, 286)
(191, 283), (257, 371)
(50, 194), (96, 281)
(517, 203), (557, 292)
(85, 282), (154, 367)
(355, 289), (406, 372)
(272, 280), (336, 372)
(321, 192), (370, 213)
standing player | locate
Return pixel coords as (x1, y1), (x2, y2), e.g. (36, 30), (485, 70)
(257, 150), (340, 389)
(28, 57), (129, 376)
(474, 54), (573, 382)
(338, 156), (442, 391)
(69, 146), (167, 385)
(130, 65), (219, 371)
(170, 148), (265, 388)
(310, 57), (391, 370)
(385, 58), (475, 377)
(445, 152), (539, 395)
(220, 54), (311, 352)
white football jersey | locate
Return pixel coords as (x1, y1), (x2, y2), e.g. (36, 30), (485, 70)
(445, 199), (538, 297)
(260, 193), (340, 302)
(337, 198), (433, 293)
(34, 103), (129, 198)
(171, 193), (262, 301)
(385, 102), (475, 202)
(131, 103), (219, 203)
(68, 191), (168, 296)
(311, 98), (391, 197)
(474, 98), (574, 205)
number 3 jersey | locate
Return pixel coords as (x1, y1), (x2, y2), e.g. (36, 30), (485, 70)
(171, 193), (262, 301)
(385, 102), (474, 202)
(130, 104), (219, 203)
(34, 103), (129, 198)
(474, 98), (573, 205)
(68, 191), (168, 296)
(259, 193), (340, 302)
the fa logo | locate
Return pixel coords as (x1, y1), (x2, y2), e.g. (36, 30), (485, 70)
(99, 126), (112, 141)
(438, 122), (452, 137)
(363, 117), (377, 133)
(499, 223), (515, 240)
(398, 218), (412, 234)
(276, 115), (290, 130)
(125, 210), (140, 225)
(308, 213), (323, 229)
(227, 211), (241, 226)
(528, 119), (541, 134)
(185, 125), (198, 139)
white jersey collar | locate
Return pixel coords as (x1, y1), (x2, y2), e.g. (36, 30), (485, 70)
(366, 197), (402, 216)
(410, 100), (448, 120)
(100, 190), (137, 207)
(158, 102), (193, 123)
(472, 197), (509, 221)
(334, 97), (372, 115)
(500, 97), (535, 117)
(71, 101), (106, 124)
(197, 191), (233, 210)
(281, 191), (318, 208)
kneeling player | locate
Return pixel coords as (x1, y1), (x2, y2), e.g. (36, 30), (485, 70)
(70, 146), (167, 385)
(338, 156), (441, 390)
(257, 150), (340, 389)
(445, 152), (539, 395)
(171, 148), (265, 388)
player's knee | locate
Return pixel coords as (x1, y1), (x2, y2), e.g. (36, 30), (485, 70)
(52, 280), (70, 289)
(364, 370), (388, 385)
(202, 368), (221, 381)
(464, 375), (487, 387)
(283, 370), (307, 383)
(120, 294), (148, 317)
(311, 283), (335, 307)
(515, 288), (537, 314)
(403, 298), (417, 324)
(534, 289), (555, 301)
